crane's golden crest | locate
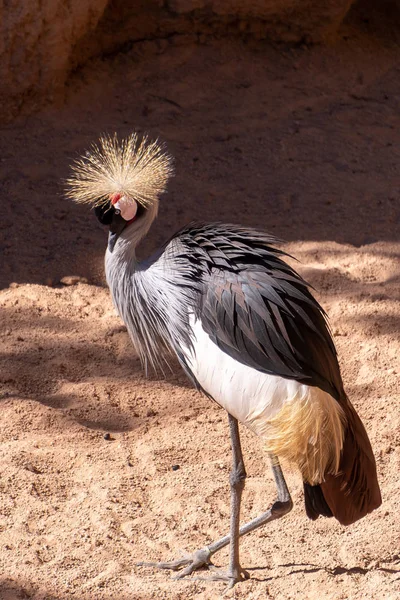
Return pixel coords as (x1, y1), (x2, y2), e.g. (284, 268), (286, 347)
(65, 133), (174, 208)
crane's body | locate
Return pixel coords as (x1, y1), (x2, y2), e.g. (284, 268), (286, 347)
(67, 134), (381, 589)
(107, 219), (347, 488)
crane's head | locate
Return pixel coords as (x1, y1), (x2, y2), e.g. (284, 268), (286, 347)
(65, 133), (174, 251)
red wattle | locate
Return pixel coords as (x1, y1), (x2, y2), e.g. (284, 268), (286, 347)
(111, 193), (122, 205)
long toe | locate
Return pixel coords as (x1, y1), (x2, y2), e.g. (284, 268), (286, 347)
(194, 565), (250, 590)
(136, 556), (192, 572)
(137, 547), (213, 578)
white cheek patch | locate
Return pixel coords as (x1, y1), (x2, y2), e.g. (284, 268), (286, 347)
(114, 196), (138, 221)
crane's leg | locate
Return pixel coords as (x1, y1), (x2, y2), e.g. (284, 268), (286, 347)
(201, 414), (248, 588)
(137, 418), (293, 587)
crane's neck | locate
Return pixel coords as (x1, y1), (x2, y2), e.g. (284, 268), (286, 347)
(104, 199), (185, 374)
(106, 201), (158, 269)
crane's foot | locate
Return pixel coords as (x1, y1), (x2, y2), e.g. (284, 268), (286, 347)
(194, 564), (250, 591)
(136, 546), (213, 579)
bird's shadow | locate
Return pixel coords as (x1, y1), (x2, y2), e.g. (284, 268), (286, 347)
(245, 560), (400, 582)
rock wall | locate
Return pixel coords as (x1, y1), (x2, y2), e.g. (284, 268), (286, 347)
(0, 0), (354, 123)
(0, 0), (108, 122)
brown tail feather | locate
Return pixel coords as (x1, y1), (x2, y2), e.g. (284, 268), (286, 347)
(317, 398), (381, 526)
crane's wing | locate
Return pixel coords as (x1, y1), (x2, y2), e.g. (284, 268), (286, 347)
(175, 223), (344, 399)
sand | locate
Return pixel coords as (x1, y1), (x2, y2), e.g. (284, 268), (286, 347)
(1, 15), (400, 600)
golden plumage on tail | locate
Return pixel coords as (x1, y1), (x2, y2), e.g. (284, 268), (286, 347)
(65, 133), (174, 208)
(264, 387), (346, 485)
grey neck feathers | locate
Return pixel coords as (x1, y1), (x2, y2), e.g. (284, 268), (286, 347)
(104, 201), (195, 374)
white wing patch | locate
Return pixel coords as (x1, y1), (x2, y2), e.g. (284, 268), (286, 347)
(184, 316), (345, 484)
(184, 316), (305, 435)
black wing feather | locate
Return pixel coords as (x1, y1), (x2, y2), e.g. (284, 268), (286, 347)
(172, 222), (345, 400)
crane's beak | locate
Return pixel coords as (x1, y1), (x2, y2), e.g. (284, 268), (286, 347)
(108, 211), (128, 252)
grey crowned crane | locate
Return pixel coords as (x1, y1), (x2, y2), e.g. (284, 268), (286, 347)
(66, 133), (381, 589)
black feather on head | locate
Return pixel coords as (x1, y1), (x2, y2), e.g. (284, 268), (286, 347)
(94, 204), (114, 225)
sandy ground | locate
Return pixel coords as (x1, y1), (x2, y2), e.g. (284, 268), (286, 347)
(1, 11), (400, 600)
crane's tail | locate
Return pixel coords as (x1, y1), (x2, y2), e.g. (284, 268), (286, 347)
(263, 385), (346, 485)
(262, 386), (381, 525)
(304, 398), (382, 526)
